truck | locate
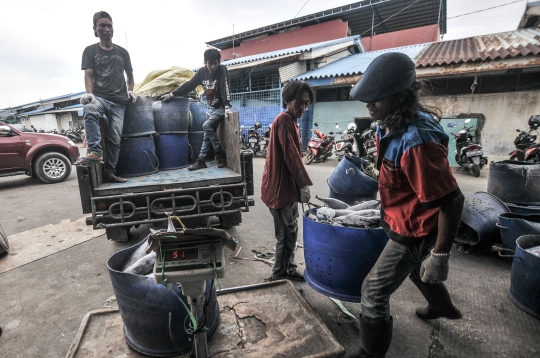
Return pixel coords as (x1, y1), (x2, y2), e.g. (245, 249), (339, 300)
(75, 112), (255, 241)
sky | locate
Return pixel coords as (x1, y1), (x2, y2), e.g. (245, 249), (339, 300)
(0, 0), (529, 109)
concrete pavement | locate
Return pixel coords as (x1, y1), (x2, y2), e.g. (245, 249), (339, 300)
(0, 155), (539, 357)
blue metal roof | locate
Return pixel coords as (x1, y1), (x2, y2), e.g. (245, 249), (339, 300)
(294, 43), (430, 80)
(221, 35), (362, 67)
(19, 105), (54, 116)
(2, 91), (86, 111)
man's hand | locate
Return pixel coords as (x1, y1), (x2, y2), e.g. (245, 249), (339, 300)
(80, 93), (96, 105)
(128, 91), (138, 103)
(299, 186), (311, 203)
(225, 106), (232, 119)
(420, 250), (450, 284)
(161, 93), (174, 102)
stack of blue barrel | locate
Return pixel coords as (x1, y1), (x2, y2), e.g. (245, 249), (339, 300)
(116, 96), (159, 177)
(152, 98), (190, 170)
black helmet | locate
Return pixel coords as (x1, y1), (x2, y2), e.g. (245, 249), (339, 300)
(255, 121), (262, 129)
(528, 115), (540, 129)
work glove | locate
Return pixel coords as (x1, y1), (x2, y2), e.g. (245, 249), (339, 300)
(80, 93), (96, 105)
(299, 186), (311, 204)
(420, 250), (450, 284)
(128, 91), (138, 103)
(161, 93), (174, 102)
(225, 106), (232, 119)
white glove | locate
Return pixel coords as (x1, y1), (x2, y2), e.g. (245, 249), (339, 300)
(161, 93), (174, 102)
(420, 250), (450, 284)
(128, 91), (138, 103)
(299, 186), (311, 203)
(225, 106), (232, 119)
(80, 93), (96, 105)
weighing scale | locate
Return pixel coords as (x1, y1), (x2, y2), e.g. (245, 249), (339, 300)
(150, 229), (237, 358)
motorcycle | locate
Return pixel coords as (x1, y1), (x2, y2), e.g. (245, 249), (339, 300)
(239, 125), (248, 151)
(304, 123), (334, 165)
(0, 223), (8, 256)
(334, 123), (360, 161)
(259, 124), (271, 157)
(452, 118), (488, 177)
(509, 115), (540, 162)
(248, 121), (262, 156)
(360, 121), (379, 164)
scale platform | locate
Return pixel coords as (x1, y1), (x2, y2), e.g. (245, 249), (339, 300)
(65, 280), (344, 358)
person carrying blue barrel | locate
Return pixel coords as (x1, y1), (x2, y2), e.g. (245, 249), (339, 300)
(350, 52), (465, 357)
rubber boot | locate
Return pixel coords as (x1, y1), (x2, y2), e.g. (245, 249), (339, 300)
(410, 275), (463, 320)
(216, 151), (227, 168)
(188, 158), (207, 171)
(356, 315), (393, 358)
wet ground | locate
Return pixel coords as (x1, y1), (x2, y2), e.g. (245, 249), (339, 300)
(0, 154), (538, 357)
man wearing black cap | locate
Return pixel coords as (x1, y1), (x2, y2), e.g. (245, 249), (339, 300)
(350, 52), (465, 357)
(76, 11), (136, 183)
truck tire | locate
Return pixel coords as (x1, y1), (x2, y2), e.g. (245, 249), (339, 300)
(106, 226), (131, 242)
(219, 211), (242, 228)
(35, 152), (72, 184)
(0, 223), (8, 255)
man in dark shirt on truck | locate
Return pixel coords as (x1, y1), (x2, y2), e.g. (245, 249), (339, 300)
(161, 49), (231, 171)
(76, 11), (137, 183)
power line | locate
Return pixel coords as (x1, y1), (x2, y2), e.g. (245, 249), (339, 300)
(361, 0), (423, 36)
(447, 0), (525, 20)
(294, 0), (310, 19)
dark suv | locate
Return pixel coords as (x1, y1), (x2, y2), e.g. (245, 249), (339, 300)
(0, 121), (80, 183)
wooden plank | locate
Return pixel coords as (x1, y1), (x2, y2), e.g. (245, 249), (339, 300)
(217, 111), (241, 174)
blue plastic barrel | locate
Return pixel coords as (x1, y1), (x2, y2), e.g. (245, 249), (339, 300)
(327, 156), (378, 205)
(107, 238), (220, 356)
(506, 202), (540, 216)
(498, 213), (540, 255)
(189, 102), (207, 132)
(152, 98), (189, 133)
(509, 235), (540, 319)
(154, 133), (189, 170)
(122, 96), (156, 137)
(188, 131), (214, 162)
(116, 135), (159, 177)
(303, 210), (389, 302)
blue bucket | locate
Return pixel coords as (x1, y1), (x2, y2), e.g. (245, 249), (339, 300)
(154, 133), (189, 170)
(152, 98), (189, 133)
(189, 102), (207, 132)
(498, 213), (540, 255)
(107, 238), (220, 356)
(506, 202), (540, 216)
(116, 135), (159, 177)
(123, 96), (156, 137)
(303, 210), (389, 302)
(509, 235), (540, 319)
(327, 156), (378, 205)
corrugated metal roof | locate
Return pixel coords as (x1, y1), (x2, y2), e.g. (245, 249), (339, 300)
(225, 53), (299, 71)
(221, 35), (361, 66)
(294, 43), (429, 80)
(417, 28), (540, 67)
(19, 105), (54, 116)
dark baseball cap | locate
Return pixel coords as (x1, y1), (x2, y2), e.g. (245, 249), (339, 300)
(93, 11), (112, 25)
(350, 52), (416, 103)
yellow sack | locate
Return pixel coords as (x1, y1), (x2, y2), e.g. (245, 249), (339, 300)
(133, 66), (203, 98)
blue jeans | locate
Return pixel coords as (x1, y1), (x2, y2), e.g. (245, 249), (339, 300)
(199, 108), (225, 160)
(269, 202), (299, 279)
(361, 235), (437, 324)
(83, 96), (126, 174)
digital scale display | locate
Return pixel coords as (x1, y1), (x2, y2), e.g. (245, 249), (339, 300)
(165, 248), (199, 261)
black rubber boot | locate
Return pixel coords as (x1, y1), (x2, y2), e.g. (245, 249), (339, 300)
(410, 275), (463, 320)
(188, 158), (207, 171)
(356, 315), (393, 358)
(216, 151), (227, 168)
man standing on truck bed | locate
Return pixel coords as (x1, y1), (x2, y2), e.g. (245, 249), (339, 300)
(76, 11), (137, 183)
(161, 49), (232, 171)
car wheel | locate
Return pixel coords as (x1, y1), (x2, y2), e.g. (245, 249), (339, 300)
(35, 152), (72, 184)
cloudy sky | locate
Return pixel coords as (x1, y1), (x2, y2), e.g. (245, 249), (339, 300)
(0, 0), (528, 108)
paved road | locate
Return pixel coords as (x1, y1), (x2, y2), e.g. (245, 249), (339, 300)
(0, 155), (538, 357)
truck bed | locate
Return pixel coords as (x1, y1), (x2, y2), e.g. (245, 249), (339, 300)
(94, 162), (242, 196)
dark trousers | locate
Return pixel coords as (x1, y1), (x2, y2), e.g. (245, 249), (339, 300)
(269, 202), (299, 279)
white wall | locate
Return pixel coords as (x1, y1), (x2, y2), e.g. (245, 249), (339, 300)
(29, 114), (57, 131)
(422, 90), (540, 161)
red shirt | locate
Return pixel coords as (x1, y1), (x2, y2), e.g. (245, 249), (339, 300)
(261, 112), (313, 209)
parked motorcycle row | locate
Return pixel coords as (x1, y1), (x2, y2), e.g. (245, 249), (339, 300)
(509, 115), (540, 162)
(239, 120), (271, 157)
(452, 118), (488, 177)
(21, 125), (85, 143)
